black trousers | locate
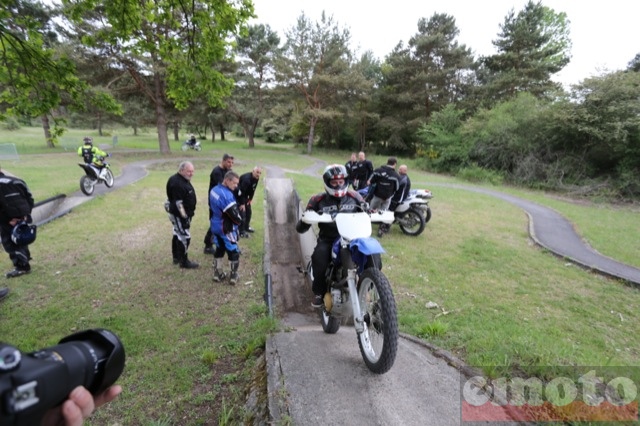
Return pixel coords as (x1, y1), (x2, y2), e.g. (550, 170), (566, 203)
(311, 238), (333, 296)
(0, 222), (30, 270)
(241, 203), (253, 232)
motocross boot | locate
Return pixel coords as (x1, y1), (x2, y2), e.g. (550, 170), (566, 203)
(213, 258), (226, 282)
(229, 261), (239, 285)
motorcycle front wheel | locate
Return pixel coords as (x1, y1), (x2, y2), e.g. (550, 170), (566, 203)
(398, 208), (426, 236)
(80, 175), (95, 196)
(103, 169), (115, 188)
(195, 144), (202, 151)
(356, 268), (398, 374)
(181, 143), (189, 152)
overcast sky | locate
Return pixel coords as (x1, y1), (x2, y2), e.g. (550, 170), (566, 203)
(249, 0), (639, 87)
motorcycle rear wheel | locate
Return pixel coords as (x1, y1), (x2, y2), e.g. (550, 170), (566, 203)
(181, 143), (189, 152)
(398, 208), (425, 236)
(320, 309), (340, 334)
(103, 169), (115, 188)
(80, 175), (95, 196)
(195, 144), (202, 151)
(357, 268), (398, 374)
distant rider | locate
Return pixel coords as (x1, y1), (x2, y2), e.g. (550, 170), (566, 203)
(295, 164), (367, 308)
(78, 137), (109, 172)
(187, 134), (197, 148)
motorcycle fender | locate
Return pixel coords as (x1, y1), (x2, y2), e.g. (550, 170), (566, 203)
(350, 237), (385, 256)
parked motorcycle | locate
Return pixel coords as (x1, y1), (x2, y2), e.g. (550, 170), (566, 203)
(181, 139), (202, 151)
(301, 209), (398, 374)
(358, 187), (433, 236)
(78, 156), (114, 196)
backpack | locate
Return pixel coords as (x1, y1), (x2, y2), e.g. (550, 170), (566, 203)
(81, 147), (93, 164)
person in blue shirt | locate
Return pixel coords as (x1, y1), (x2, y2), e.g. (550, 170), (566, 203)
(209, 171), (242, 284)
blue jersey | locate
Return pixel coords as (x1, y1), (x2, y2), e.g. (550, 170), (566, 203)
(209, 184), (239, 236)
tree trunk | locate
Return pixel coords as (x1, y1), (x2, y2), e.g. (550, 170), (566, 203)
(173, 122), (180, 141)
(307, 116), (318, 154)
(98, 112), (103, 136)
(154, 74), (171, 154)
(219, 125), (225, 141)
(41, 114), (54, 148)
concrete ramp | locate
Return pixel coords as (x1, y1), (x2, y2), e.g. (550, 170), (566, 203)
(264, 176), (468, 425)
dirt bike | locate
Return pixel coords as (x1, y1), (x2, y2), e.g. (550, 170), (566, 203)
(181, 139), (202, 151)
(78, 156), (114, 196)
(301, 209), (398, 374)
(359, 187), (433, 236)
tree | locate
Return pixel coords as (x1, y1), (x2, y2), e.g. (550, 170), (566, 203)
(0, 0), (119, 146)
(227, 24), (281, 148)
(479, 0), (571, 102)
(277, 11), (354, 154)
(376, 13), (474, 154)
(63, 0), (254, 153)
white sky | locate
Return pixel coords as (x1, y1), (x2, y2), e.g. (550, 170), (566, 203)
(249, 0), (639, 87)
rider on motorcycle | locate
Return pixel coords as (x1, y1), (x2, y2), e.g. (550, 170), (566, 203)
(296, 164), (367, 308)
(187, 134), (197, 147)
(78, 137), (109, 171)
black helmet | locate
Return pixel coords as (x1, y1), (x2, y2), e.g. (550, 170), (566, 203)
(83, 136), (93, 145)
(322, 164), (348, 198)
(189, 134), (196, 141)
(11, 221), (37, 246)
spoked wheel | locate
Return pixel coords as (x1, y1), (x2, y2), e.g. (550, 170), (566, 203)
(356, 268), (398, 374)
(398, 208), (426, 236)
(195, 145), (202, 151)
(424, 206), (432, 223)
(103, 169), (115, 188)
(181, 143), (189, 152)
(80, 176), (95, 196)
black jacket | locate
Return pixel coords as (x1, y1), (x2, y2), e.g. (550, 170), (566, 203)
(350, 160), (373, 184)
(209, 165), (231, 192)
(236, 172), (259, 205)
(369, 165), (400, 200)
(166, 173), (197, 218)
(296, 191), (365, 242)
(0, 172), (34, 223)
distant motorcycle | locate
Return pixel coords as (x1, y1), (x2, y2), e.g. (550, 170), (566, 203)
(181, 139), (202, 151)
(358, 187), (433, 236)
(78, 156), (114, 196)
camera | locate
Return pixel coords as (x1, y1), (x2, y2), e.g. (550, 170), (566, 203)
(0, 328), (125, 426)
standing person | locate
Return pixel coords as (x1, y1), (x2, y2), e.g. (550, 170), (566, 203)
(210, 171), (242, 285)
(0, 166), (35, 278)
(344, 152), (357, 188)
(236, 166), (262, 238)
(295, 164), (367, 307)
(203, 153), (234, 254)
(368, 157), (400, 236)
(350, 151), (374, 191)
(166, 161), (199, 269)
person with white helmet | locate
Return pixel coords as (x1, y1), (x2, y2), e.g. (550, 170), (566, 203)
(295, 164), (368, 307)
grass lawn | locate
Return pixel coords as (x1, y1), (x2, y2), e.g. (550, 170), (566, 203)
(1, 126), (639, 424)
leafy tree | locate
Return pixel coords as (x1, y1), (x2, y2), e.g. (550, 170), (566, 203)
(479, 0), (570, 103)
(0, 0), (119, 146)
(227, 24), (282, 148)
(628, 53), (640, 72)
(376, 13), (474, 154)
(416, 104), (469, 172)
(277, 11), (356, 154)
(63, 0), (253, 153)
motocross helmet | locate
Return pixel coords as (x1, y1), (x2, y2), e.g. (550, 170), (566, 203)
(322, 164), (348, 198)
(11, 221), (37, 246)
(189, 134), (196, 142)
(83, 136), (93, 145)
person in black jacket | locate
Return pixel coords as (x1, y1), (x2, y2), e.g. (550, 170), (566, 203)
(166, 161), (199, 269)
(295, 164), (367, 308)
(0, 167), (35, 278)
(368, 157), (400, 236)
(236, 167), (261, 238)
(203, 153), (234, 254)
(350, 151), (374, 191)
(344, 152), (357, 188)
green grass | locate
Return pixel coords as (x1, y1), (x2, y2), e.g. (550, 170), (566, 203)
(1, 126), (640, 423)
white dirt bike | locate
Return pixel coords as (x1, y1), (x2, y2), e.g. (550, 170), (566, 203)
(302, 209), (398, 374)
(78, 156), (114, 196)
(181, 139), (202, 151)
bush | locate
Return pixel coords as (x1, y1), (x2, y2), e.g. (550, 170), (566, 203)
(1, 117), (21, 131)
(457, 165), (504, 185)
